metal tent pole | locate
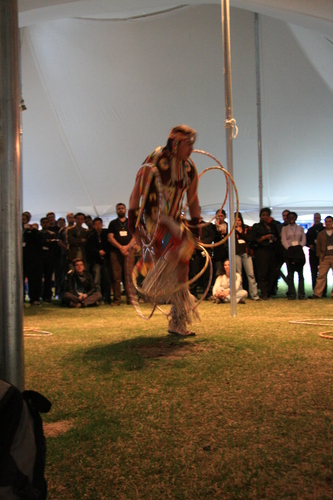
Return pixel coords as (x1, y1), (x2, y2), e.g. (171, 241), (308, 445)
(0, 0), (24, 389)
(221, 0), (237, 316)
(255, 13), (263, 211)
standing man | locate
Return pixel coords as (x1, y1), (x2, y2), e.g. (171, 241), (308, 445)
(108, 203), (135, 306)
(190, 215), (214, 299)
(58, 212), (75, 289)
(22, 212), (43, 305)
(128, 124), (201, 336)
(311, 216), (333, 299)
(87, 217), (112, 304)
(66, 212), (75, 229)
(46, 211), (61, 296)
(281, 212), (306, 300)
(85, 215), (95, 235)
(252, 208), (279, 300)
(46, 212), (60, 236)
(67, 212), (89, 269)
(40, 217), (57, 302)
(306, 213), (326, 294)
(281, 210), (290, 227)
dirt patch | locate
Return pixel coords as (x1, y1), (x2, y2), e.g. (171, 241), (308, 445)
(44, 419), (74, 437)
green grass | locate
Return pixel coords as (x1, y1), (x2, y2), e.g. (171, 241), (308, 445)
(24, 286), (333, 499)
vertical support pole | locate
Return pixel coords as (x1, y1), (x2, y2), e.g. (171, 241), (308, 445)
(221, 0), (236, 316)
(0, 0), (24, 389)
(255, 13), (263, 211)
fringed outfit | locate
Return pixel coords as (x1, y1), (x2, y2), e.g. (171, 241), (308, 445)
(134, 139), (200, 335)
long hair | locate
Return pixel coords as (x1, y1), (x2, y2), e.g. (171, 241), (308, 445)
(164, 124), (197, 157)
(235, 211), (245, 229)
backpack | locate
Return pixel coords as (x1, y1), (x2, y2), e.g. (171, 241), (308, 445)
(0, 380), (51, 500)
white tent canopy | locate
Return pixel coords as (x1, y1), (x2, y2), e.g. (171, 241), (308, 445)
(18, 0), (333, 224)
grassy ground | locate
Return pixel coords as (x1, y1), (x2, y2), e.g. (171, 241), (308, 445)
(24, 283), (333, 499)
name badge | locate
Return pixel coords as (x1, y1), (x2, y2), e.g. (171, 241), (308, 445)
(119, 230), (128, 237)
(292, 241), (298, 246)
(327, 245), (333, 251)
(238, 239), (246, 244)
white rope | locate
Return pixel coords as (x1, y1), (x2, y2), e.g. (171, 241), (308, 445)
(224, 118), (238, 138)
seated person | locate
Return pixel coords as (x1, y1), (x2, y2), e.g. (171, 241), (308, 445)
(212, 259), (248, 304)
(62, 258), (102, 308)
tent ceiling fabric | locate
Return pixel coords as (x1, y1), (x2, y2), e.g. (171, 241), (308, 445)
(18, 1), (333, 223)
(18, 0), (333, 36)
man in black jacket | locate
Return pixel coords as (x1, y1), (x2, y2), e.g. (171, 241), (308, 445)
(306, 213), (326, 294)
(108, 203), (135, 306)
(62, 259), (102, 308)
(86, 217), (112, 304)
(190, 216), (215, 299)
(40, 217), (58, 302)
(22, 212), (43, 305)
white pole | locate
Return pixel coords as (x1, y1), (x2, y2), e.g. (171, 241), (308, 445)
(0, 0), (24, 389)
(221, 0), (237, 316)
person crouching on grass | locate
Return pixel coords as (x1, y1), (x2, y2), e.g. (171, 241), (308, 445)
(62, 258), (102, 308)
(212, 259), (248, 304)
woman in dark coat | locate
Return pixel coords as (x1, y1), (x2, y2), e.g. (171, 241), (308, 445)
(251, 207), (279, 300)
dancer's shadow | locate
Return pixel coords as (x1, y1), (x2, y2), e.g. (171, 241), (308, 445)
(73, 335), (201, 373)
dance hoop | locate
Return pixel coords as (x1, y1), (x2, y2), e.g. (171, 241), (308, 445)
(289, 319), (333, 340)
(24, 327), (52, 337)
(190, 149), (240, 249)
(132, 243), (210, 297)
(128, 244), (212, 319)
(127, 148), (238, 321)
(125, 243), (156, 321)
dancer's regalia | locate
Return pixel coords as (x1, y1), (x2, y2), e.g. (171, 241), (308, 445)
(128, 125), (201, 336)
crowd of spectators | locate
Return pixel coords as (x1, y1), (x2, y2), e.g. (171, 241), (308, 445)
(22, 205), (135, 307)
(191, 209), (333, 304)
(22, 207), (333, 307)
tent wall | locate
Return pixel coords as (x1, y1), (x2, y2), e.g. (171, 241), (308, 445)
(20, 5), (333, 223)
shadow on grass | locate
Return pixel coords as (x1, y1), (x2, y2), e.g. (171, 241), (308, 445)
(73, 335), (206, 373)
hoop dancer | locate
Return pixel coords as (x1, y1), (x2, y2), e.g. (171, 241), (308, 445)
(128, 125), (201, 337)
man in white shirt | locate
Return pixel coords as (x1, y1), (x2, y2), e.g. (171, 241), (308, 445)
(281, 211), (306, 300)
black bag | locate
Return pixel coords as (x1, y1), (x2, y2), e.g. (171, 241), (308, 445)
(0, 380), (51, 500)
(286, 245), (306, 265)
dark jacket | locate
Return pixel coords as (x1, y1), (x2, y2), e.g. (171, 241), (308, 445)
(86, 229), (110, 265)
(251, 220), (279, 249)
(213, 222), (228, 262)
(23, 226), (43, 263)
(65, 270), (97, 297)
(306, 223), (324, 253)
(235, 225), (253, 255)
(67, 226), (89, 265)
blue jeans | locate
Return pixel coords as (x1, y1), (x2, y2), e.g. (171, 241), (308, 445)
(236, 253), (259, 299)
